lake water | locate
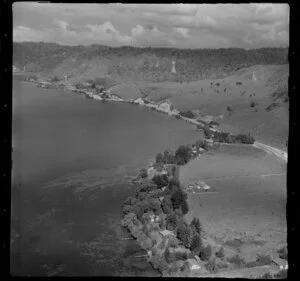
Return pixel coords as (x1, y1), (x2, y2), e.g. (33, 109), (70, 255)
(11, 81), (201, 276)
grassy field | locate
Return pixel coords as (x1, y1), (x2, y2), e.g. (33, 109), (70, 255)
(179, 145), (287, 262)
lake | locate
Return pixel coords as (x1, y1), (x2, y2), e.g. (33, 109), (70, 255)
(11, 81), (202, 276)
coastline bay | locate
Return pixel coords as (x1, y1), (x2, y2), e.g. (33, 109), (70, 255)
(11, 81), (202, 276)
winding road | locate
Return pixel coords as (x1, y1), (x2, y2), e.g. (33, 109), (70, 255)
(253, 142), (288, 162)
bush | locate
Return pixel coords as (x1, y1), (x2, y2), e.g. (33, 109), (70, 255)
(194, 140), (205, 150)
(139, 168), (148, 178)
(215, 247), (225, 259)
(227, 254), (246, 268)
(205, 258), (218, 273)
(203, 127), (213, 139)
(209, 120), (220, 126)
(152, 174), (168, 188)
(273, 269), (287, 278)
(50, 75), (59, 82)
(167, 236), (180, 248)
(250, 101), (256, 108)
(260, 272), (273, 279)
(180, 110), (195, 119)
(277, 247), (287, 260)
(235, 133), (255, 144)
(236, 81), (242, 85)
(199, 245), (212, 261)
(226, 106), (233, 112)
(255, 254), (273, 266)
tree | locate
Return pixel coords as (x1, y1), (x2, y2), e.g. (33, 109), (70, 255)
(175, 145), (192, 165)
(190, 234), (202, 254)
(203, 127), (213, 139)
(139, 168), (148, 178)
(136, 178), (158, 193)
(199, 245), (212, 261)
(190, 217), (202, 235)
(152, 174), (168, 188)
(166, 213), (177, 231)
(176, 223), (193, 248)
(163, 149), (176, 164)
(171, 188), (189, 215)
(156, 152), (164, 164)
(215, 247), (225, 258)
(162, 195), (174, 215)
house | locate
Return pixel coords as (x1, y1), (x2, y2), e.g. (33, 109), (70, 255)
(159, 230), (175, 237)
(134, 98), (145, 105)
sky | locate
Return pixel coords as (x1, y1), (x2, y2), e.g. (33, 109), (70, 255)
(13, 3), (289, 49)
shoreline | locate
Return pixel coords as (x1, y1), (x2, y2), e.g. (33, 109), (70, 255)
(20, 77), (287, 277)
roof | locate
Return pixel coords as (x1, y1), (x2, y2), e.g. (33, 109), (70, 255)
(159, 230), (175, 237)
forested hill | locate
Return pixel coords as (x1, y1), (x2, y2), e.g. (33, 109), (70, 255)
(13, 42), (288, 82)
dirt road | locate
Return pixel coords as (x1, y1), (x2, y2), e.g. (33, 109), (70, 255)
(253, 142), (287, 162)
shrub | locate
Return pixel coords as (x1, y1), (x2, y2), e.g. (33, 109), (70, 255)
(205, 258), (218, 273)
(255, 254), (273, 266)
(167, 236), (180, 248)
(250, 101), (256, 108)
(152, 174), (168, 188)
(273, 269), (287, 279)
(216, 82), (220, 86)
(209, 120), (220, 126)
(235, 133), (255, 144)
(199, 245), (212, 261)
(277, 247), (287, 260)
(203, 127), (213, 139)
(50, 75), (60, 82)
(195, 140), (205, 150)
(236, 81), (242, 85)
(226, 106), (233, 112)
(227, 254), (246, 268)
(215, 247), (225, 259)
(139, 168), (148, 178)
(180, 110), (195, 119)
(260, 272), (273, 279)
(181, 261), (190, 274)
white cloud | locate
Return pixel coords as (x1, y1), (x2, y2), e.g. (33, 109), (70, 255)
(173, 27), (189, 38)
(13, 3), (289, 48)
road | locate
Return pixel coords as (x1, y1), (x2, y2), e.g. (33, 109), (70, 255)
(253, 142), (287, 162)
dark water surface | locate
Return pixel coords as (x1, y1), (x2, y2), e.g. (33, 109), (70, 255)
(11, 81), (201, 276)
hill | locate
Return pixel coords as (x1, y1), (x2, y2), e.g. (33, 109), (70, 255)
(13, 42), (289, 149)
(13, 42), (288, 83)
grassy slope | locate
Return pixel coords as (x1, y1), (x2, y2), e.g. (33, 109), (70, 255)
(13, 42), (289, 148)
(179, 145), (287, 264)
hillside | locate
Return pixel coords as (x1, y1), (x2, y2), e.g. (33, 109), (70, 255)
(13, 42), (289, 149)
(13, 42), (288, 83)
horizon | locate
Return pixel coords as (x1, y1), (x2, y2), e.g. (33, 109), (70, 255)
(13, 41), (289, 51)
(13, 3), (289, 49)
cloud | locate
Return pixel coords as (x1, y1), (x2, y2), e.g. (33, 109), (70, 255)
(13, 3), (289, 49)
